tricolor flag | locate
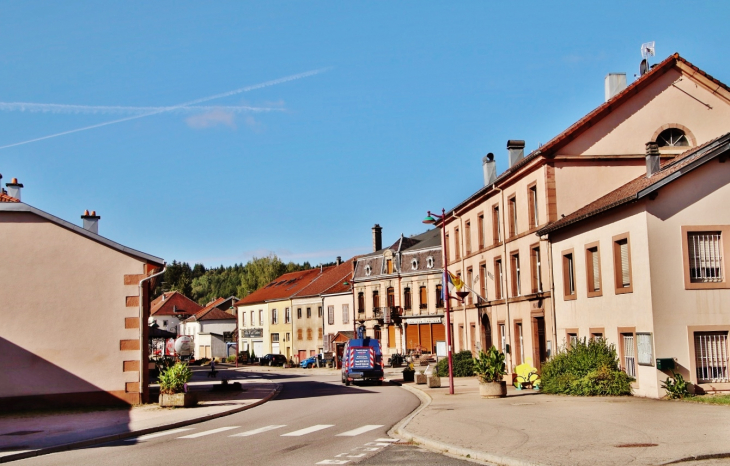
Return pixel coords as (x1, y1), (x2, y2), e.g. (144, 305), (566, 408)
(443, 270), (464, 300)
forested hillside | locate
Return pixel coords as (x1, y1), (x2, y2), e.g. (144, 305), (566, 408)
(153, 254), (316, 305)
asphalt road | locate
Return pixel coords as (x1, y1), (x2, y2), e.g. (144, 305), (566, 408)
(16, 369), (476, 466)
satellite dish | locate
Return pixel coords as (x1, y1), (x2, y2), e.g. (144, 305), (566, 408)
(640, 59), (649, 76)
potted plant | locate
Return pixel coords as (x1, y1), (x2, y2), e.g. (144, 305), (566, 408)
(415, 369), (427, 384)
(473, 346), (507, 398)
(159, 362), (197, 407)
(402, 363), (415, 382)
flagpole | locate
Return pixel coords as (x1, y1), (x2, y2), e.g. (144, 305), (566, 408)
(441, 209), (455, 394)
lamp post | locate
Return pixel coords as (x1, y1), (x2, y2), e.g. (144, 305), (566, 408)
(423, 209), (455, 395)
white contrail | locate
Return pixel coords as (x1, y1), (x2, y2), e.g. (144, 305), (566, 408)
(0, 102), (283, 115)
(0, 67), (330, 150)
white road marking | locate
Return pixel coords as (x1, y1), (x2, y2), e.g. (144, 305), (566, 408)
(126, 428), (194, 441)
(364, 442), (393, 446)
(281, 424), (334, 437)
(316, 461), (350, 465)
(336, 425), (384, 437)
(375, 438), (398, 442)
(178, 426), (239, 438)
(230, 425), (287, 437)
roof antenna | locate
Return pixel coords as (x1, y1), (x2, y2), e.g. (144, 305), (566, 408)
(640, 41), (655, 76)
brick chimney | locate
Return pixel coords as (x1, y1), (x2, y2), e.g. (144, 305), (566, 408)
(6, 178), (23, 201)
(372, 224), (382, 252)
(646, 141), (660, 177)
(81, 210), (101, 234)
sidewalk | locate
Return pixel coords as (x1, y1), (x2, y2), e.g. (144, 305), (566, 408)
(386, 371), (730, 466)
(0, 364), (280, 463)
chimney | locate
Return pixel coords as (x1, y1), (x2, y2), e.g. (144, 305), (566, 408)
(336, 256), (342, 266)
(507, 140), (525, 168)
(605, 73), (627, 102)
(81, 209), (101, 234)
(372, 224), (382, 252)
(645, 142), (660, 177)
(6, 177), (23, 201)
(482, 152), (497, 186)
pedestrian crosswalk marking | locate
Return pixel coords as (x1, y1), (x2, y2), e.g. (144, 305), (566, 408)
(375, 438), (398, 442)
(230, 425), (287, 437)
(336, 425), (384, 437)
(281, 424), (334, 437)
(126, 428), (194, 441)
(178, 426), (239, 438)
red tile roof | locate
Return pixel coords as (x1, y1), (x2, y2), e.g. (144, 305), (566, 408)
(0, 192), (19, 203)
(234, 268), (325, 305)
(151, 291), (204, 317)
(538, 132), (730, 235)
(295, 259), (355, 298)
(185, 297), (236, 322)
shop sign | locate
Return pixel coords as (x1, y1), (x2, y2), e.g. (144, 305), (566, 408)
(242, 328), (263, 338)
(403, 316), (442, 324)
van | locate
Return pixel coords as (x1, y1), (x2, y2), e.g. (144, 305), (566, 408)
(341, 337), (384, 385)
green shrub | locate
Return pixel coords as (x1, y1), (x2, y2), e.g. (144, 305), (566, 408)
(541, 338), (632, 396)
(662, 371), (692, 399)
(226, 355), (236, 363)
(159, 362), (193, 395)
(437, 350), (475, 377)
(473, 346), (507, 383)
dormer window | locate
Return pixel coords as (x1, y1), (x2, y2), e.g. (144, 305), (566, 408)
(426, 256), (434, 269)
(411, 258), (418, 270)
(365, 265), (372, 276)
(656, 128), (688, 147)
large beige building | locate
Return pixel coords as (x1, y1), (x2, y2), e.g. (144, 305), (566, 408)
(0, 180), (164, 409)
(440, 53), (730, 378)
(540, 136), (730, 398)
(352, 226), (444, 358)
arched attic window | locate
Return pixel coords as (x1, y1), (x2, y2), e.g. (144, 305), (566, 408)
(656, 128), (689, 147)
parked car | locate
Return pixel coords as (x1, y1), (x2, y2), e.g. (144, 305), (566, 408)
(259, 354), (287, 366)
(300, 356), (318, 368)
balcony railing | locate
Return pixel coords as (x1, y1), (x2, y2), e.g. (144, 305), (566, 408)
(419, 304), (428, 310)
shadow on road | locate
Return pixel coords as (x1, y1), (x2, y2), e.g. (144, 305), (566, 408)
(273, 380), (381, 401)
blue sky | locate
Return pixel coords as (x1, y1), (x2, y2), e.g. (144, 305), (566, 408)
(1, 1), (728, 267)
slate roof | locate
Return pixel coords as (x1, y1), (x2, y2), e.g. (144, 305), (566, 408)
(234, 268), (324, 306)
(445, 53), (727, 219)
(151, 291), (204, 317)
(537, 132), (730, 236)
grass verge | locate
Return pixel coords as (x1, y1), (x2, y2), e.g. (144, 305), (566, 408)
(680, 394), (730, 406)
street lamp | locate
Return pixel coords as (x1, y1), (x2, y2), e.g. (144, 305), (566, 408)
(423, 209), (455, 395)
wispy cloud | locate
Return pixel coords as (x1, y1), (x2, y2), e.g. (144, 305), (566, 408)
(0, 102), (281, 115)
(185, 109), (237, 129)
(0, 66), (332, 150)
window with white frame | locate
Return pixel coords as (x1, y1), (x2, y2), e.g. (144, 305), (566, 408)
(426, 256), (434, 269)
(272, 309), (278, 325)
(285, 307), (291, 324)
(499, 323), (506, 354)
(411, 258), (418, 270)
(694, 331), (729, 383)
(621, 333), (636, 377)
(688, 232), (723, 283)
(271, 333), (280, 343)
(259, 309), (263, 326)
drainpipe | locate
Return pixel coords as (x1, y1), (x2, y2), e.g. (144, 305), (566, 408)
(494, 183), (512, 372)
(546, 236), (559, 358)
(139, 264), (166, 404)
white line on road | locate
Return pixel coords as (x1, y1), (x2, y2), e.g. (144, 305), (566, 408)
(281, 425), (334, 437)
(230, 425), (287, 437)
(178, 426), (240, 438)
(335, 425), (384, 437)
(375, 438), (398, 442)
(126, 428), (194, 441)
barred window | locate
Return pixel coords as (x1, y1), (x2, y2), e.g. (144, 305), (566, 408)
(688, 232), (723, 283)
(695, 331), (729, 383)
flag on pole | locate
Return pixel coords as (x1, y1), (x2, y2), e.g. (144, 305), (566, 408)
(443, 270), (464, 300)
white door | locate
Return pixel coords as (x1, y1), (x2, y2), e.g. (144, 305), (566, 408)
(253, 341), (264, 357)
(272, 342), (280, 354)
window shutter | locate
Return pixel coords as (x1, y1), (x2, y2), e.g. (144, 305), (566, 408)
(328, 305), (334, 325)
(620, 241), (630, 287)
(637, 333), (653, 366)
(592, 250), (600, 291)
(342, 304), (349, 324)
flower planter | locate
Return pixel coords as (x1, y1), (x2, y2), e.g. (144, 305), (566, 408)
(402, 371), (415, 382)
(159, 392), (198, 407)
(479, 381), (507, 398)
(427, 375), (441, 388)
(415, 373), (427, 384)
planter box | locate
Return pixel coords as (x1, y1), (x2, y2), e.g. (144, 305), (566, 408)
(415, 373), (427, 384)
(402, 371), (415, 382)
(159, 392), (198, 407)
(479, 381), (507, 398)
(427, 375), (441, 388)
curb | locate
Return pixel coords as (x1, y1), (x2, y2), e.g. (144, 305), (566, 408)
(0, 382), (282, 464)
(389, 383), (545, 466)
